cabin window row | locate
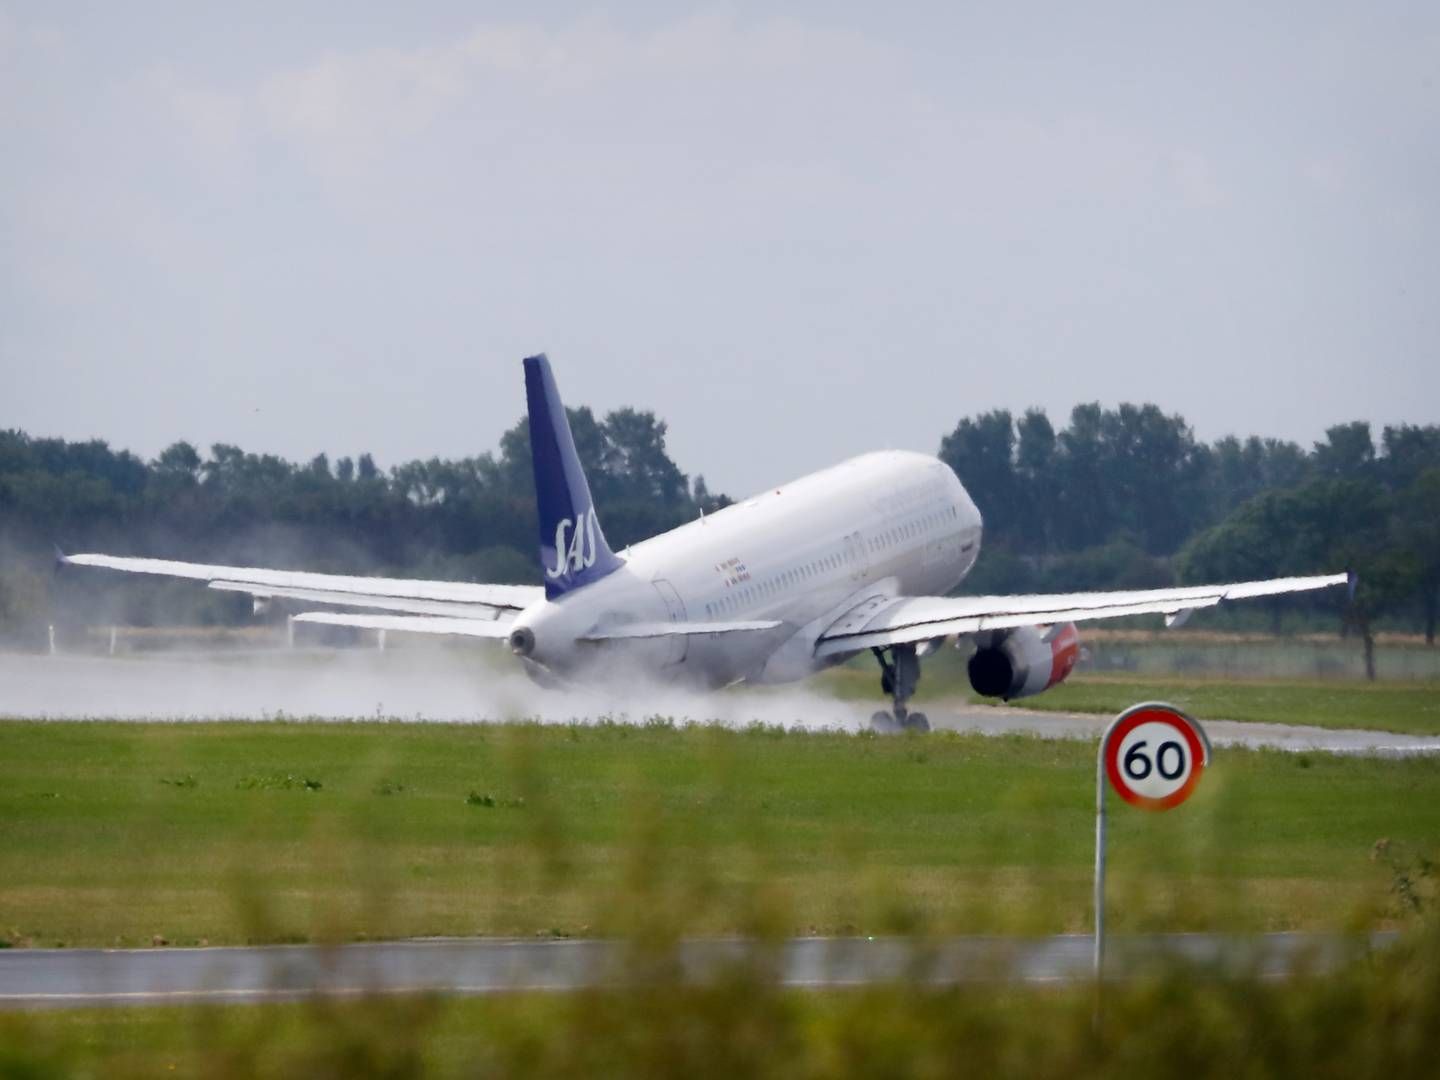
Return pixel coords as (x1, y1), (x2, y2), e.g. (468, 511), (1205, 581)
(702, 546), (856, 618)
(867, 504), (958, 553)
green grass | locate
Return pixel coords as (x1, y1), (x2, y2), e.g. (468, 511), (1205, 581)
(1016, 674), (1440, 734)
(817, 648), (1440, 735)
(1, 719), (1437, 948)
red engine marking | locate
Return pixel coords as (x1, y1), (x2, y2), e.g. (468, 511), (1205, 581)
(1045, 623), (1080, 689)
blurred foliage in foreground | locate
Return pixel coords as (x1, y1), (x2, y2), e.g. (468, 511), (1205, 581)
(2, 919), (1440, 1077)
(2, 717), (1438, 1076)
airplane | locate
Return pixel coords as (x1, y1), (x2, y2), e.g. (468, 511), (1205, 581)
(61, 354), (1350, 731)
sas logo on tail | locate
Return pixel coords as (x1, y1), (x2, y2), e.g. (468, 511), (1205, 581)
(547, 507), (602, 579)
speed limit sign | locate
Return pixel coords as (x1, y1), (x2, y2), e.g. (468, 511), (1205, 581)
(1104, 703), (1209, 811)
(1093, 702), (1211, 1011)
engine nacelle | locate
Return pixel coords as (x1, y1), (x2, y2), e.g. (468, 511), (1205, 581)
(967, 623), (1080, 701)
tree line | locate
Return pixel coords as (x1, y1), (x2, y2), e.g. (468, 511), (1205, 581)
(2, 401), (1437, 669)
(938, 407), (1440, 674)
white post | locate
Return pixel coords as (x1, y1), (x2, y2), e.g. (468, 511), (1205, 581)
(109, 625), (118, 656)
(48, 624), (57, 656)
(377, 629), (387, 652)
(287, 616), (296, 649)
(1095, 724), (1111, 985)
(1094, 712), (1121, 1029)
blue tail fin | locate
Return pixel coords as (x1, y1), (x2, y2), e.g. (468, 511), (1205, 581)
(524, 354), (623, 599)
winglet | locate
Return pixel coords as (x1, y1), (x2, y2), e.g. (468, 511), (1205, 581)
(53, 544), (69, 572)
(524, 354), (623, 599)
(1346, 568), (1359, 603)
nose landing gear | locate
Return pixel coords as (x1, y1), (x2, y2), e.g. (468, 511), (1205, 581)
(869, 644), (929, 733)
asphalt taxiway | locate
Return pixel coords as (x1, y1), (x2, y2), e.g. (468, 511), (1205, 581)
(0, 933), (1393, 1009)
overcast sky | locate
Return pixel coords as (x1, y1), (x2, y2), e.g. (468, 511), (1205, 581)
(3, 2), (1437, 495)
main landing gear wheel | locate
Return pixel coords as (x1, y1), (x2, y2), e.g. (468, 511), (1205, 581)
(868, 709), (930, 734)
(869, 644), (928, 734)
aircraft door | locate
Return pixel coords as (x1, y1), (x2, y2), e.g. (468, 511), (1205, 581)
(651, 579), (688, 665)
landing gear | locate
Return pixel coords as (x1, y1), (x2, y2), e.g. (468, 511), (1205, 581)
(869, 645), (929, 733)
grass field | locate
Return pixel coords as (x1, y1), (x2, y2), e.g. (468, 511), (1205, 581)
(2, 718), (1437, 949)
(817, 648), (1440, 735)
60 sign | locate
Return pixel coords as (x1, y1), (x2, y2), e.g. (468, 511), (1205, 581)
(1103, 704), (1208, 811)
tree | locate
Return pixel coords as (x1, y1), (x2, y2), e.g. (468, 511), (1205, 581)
(1398, 468), (1440, 645)
(1380, 424), (1440, 491)
(153, 442), (201, 484)
(1313, 422), (1375, 480)
(1014, 409), (1057, 552)
(601, 408), (688, 504)
(939, 411), (1017, 540)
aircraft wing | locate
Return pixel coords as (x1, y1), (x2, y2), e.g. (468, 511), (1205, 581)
(814, 572), (1351, 657)
(60, 552), (541, 619)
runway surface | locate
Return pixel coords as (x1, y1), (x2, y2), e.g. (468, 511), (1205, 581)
(930, 704), (1440, 755)
(0, 933), (1394, 1008)
(3, 652), (1439, 755)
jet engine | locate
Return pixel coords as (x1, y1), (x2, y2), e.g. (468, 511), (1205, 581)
(967, 623), (1080, 700)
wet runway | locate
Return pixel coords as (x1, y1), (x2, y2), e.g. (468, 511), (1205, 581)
(0, 933), (1393, 1008)
(930, 704), (1440, 755)
(2, 653), (1438, 755)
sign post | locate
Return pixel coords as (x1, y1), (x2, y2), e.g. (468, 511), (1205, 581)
(1094, 702), (1211, 1022)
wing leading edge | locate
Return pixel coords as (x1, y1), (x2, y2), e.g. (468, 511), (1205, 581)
(814, 572), (1351, 657)
(61, 552), (542, 619)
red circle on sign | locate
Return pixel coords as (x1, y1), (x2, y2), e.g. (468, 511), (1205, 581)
(1104, 705), (1206, 811)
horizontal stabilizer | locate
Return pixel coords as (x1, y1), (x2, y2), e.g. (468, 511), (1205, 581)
(580, 619), (782, 642)
(290, 612), (515, 638)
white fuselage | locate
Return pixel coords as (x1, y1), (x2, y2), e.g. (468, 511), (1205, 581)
(515, 450), (982, 687)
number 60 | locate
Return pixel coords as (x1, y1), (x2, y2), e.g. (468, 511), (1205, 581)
(1123, 739), (1186, 782)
